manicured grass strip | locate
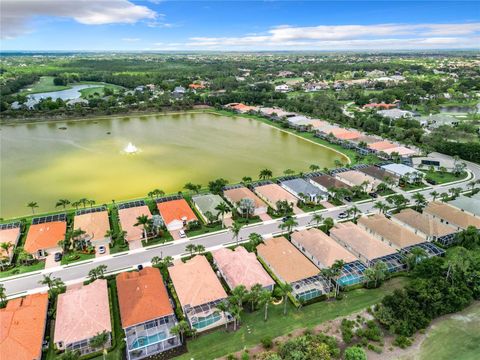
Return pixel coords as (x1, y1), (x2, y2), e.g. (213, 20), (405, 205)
(0, 261), (45, 278)
(20, 76), (71, 94)
(176, 277), (407, 360)
(61, 252), (95, 265)
(423, 171), (468, 185)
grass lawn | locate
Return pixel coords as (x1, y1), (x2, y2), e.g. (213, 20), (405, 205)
(0, 261), (45, 278)
(352, 193), (371, 202)
(298, 202), (326, 212)
(186, 223), (224, 237)
(142, 232), (173, 247)
(414, 302), (480, 360)
(20, 76), (71, 94)
(401, 183), (429, 191)
(377, 188), (396, 196)
(177, 277), (408, 360)
(79, 83), (123, 98)
(423, 171), (468, 185)
(61, 251), (95, 265)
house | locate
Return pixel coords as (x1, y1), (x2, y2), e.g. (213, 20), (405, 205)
(381, 163), (423, 183)
(368, 140), (398, 152)
(424, 201), (480, 231)
(382, 146), (418, 157)
(253, 183), (303, 214)
(329, 222), (404, 271)
(308, 174), (351, 194)
(357, 214), (425, 250)
(168, 255), (229, 331)
(377, 109), (414, 120)
(0, 222), (21, 264)
(54, 280), (112, 355)
(212, 247), (275, 291)
(257, 236), (330, 301)
(225, 103), (258, 113)
(392, 209), (458, 245)
(157, 198), (198, 231)
(73, 207), (111, 248)
(192, 194), (231, 223)
(363, 103), (398, 110)
(280, 178), (328, 203)
(172, 86), (186, 94)
(24, 215), (66, 259)
(291, 228), (366, 286)
(448, 193), (480, 217)
(274, 84), (291, 93)
(189, 83), (205, 90)
(334, 170), (382, 192)
(304, 82), (328, 92)
(116, 267), (181, 360)
(0, 293), (49, 360)
(358, 165), (399, 184)
(420, 114), (459, 129)
(330, 129), (362, 141)
(118, 203), (153, 242)
(412, 156), (455, 171)
(223, 186), (268, 216)
(257, 107), (293, 120)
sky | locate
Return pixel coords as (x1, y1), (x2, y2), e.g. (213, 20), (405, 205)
(1, 1), (479, 51)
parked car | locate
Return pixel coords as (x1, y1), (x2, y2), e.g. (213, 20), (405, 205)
(179, 229), (186, 238)
(338, 212), (348, 219)
(54, 252), (62, 262)
(344, 196), (352, 202)
(137, 264), (144, 271)
(426, 178), (437, 185)
(98, 245), (106, 254)
(282, 215), (293, 222)
(369, 192), (378, 198)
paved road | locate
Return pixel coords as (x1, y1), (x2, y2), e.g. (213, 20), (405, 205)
(2, 153), (479, 298)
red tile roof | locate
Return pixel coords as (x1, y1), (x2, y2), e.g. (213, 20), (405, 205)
(24, 221), (66, 254)
(157, 199), (197, 226)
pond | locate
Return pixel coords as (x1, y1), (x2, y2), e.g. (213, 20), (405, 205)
(0, 112), (348, 218)
(27, 84), (102, 102)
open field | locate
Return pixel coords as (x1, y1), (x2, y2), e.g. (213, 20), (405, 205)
(20, 76), (71, 94)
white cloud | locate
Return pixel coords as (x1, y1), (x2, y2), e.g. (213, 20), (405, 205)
(1, 0), (157, 39)
(186, 23), (480, 50)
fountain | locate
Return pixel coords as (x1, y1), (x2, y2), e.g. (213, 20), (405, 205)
(124, 142), (139, 154)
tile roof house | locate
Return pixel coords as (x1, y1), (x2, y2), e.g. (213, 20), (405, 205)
(226, 103), (258, 113)
(328, 128), (362, 141)
(168, 255), (229, 331)
(212, 247), (275, 291)
(280, 178), (328, 203)
(291, 228), (357, 269)
(309, 174), (351, 194)
(118, 205), (152, 243)
(24, 220), (66, 258)
(381, 163), (423, 183)
(254, 183), (303, 214)
(392, 208), (458, 242)
(358, 165), (400, 183)
(424, 201), (480, 231)
(382, 146), (417, 157)
(334, 170), (382, 192)
(257, 237), (329, 300)
(0, 293), (49, 360)
(368, 141), (398, 151)
(73, 209), (111, 245)
(192, 194), (232, 224)
(0, 223), (21, 263)
(357, 214), (425, 249)
(116, 267), (181, 359)
(330, 222), (396, 264)
(54, 280), (112, 355)
(223, 186), (268, 216)
(448, 193), (480, 217)
(157, 199), (198, 231)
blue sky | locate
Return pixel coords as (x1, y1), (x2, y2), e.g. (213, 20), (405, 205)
(1, 1), (479, 51)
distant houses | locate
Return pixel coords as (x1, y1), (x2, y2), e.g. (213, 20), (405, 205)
(0, 222), (21, 264)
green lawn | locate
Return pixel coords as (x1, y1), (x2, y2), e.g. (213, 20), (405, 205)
(186, 223), (224, 237)
(61, 251), (95, 265)
(79, 84), (123, 98)
(298, 202), (326, 212)
(176, 277), (408, 360)
(423, 171), (468, 185)
(401, 183), (429, 191)
(0, 261), (45, 278)
(20, 76), (71, 94)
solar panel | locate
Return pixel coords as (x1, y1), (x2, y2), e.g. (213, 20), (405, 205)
(155, 194), (183, 203)
(75, 206), (107, 216)
(32, 213), (66, 225)
(0, 222), (21, 230)
(118, 200), (146, 210)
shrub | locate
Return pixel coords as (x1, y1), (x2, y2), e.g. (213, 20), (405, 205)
(261, 336), (273, 350)
(393, 335), (412, 349)
(344, 346), (367, 360)
(341, 319), (355, 344)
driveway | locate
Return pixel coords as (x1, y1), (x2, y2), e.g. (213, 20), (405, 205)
(169, 230), (184, 240)
(45, 253), (61, 269)
(95, 244), (110, 258)
(128, 240), (143, 250)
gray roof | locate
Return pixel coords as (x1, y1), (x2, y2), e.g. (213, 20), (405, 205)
(448, 194), (480, 216)
(192, 194), (228, 216)
(377, 109), (414, 119)
(381, 163), (421, 177)
(281, 178), (327, 197)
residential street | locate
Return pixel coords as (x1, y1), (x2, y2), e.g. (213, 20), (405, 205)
(2, 153), (478, 299)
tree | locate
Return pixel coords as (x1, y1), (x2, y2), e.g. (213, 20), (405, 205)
(258, 289), (272, 321)
(184, 183), (201, 194)
(248, 233), (263, 250)
(195, 244), (205, 254)
(331, 259), (345, 297)
(148, 189), (165, 199)
(277, 282), (293, 315)
(58, 351), (80, 360)
(71, 201), (81, 210)
(170, 320), (190, 343)
(344, 346), (367, 360)
(0, 242), (13, 259)
(134, 214), (152, 242)
(88, 265), (108, 281)
(430, 190), (439, 202)
(242, 176), (252, 184)
(248, 283), (263, 312)
(440, 192), (450, 202)
(373, 201), (388, 214)
(39, 274), (65, 297)
(278, 217), (298, 239)
(27, 202), (39, 214)
(334, 159), (343, 168)
(230, 222), (243, 245)
(309, 164), (320, 172)
(89, 331), (110, 360)
(79, 198), (89, 209)
(275, 200), (293, 216)
(185, 243), (196, 257)
(259, 168), (273, 180)
(406, 247), (427, 271)
(323, 217), (335, 234)
(365, 261), (388, 288)
(215, 300), (231, 330)
(346, 205), (360, 220)
(309, 213), (324, 227)
(455, 226), (480, 250)
(412, 193), (427, 210)
(238, 197), (255, 219)
(0, 283), (6, 307)
(56, 199), (70, 209)
(151, 256), (162, 266)
(283, 168), (295, 176)
(215, 202), (230, 228)
(208, 178), (229, 194)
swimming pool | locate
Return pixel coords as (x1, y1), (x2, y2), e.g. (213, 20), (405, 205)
(338, 274), (364, 286)
(130, 332), (167, 350)
(192, 313), (222, 329)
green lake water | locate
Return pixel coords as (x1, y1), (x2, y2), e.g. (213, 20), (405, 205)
(0, 112), (347, 218)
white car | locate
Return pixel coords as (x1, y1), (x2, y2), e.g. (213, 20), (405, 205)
(98, 245), (106, 254)
(179, 229), (187, 238)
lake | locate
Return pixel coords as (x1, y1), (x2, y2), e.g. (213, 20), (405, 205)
(0, 112), (347, 218)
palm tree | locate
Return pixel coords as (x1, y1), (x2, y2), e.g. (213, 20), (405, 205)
(89, 331), (110, 360)
(330, 260), (345, 297)
(231, 285), (248, 309)
(134, 215), (151, 242)
(215, 300), (231, 330)
(0, 284), (7, 307)
(151, 256), (162, 266)
(373, 201), (388, 214)
(259, 168), (273, 180)
(170, 320), (189, 343)
(79, 198), (89, 209)
(258, 289), (272, 321)
(320, 268), (334, 299)
(27, 202), (39, 214)
(185, 243), (196, 257)
(406, 247), (427, 271)
(88, 265), (108, 281)
(347, 205), (360, 220)
(215, 202), (230, 228)
(248, 233), (263, 250)
(0, 242), (13, 259)
(309, 213), (324, 227)
(440, 192), (450, 202)
(195, 244), (205, 254)
(248, 283), (263, 312)
(55, 199), (70, 209)
(88, 199), (96, 208)
(412, 193), (427, 210)
(39, 274), (65, 297)
(242, 176), (252, 184)
(309, 164), (320, 172)
(283, 168), (295, 176)
(467, 181), (477, 192)
(71, 201), (81, 210)
(119, 230), (128, 246)
(58, 351), (80, 360)
(278, 217), (298, 239)
(229, 222), (243, 245)
(184, 183), (201, 194)
(104, 229), (116, 242)
(430, 190), (439, 202)
(278, 282), (293, 315)
(334, 159), (343, 168)
(365, 261), (388, 288)
(323, 217), (335, 234)
(161, 256), (174, 267)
